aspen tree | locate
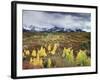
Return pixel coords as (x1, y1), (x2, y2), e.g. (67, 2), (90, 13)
(32, 49), (36, 57)
(47, 58), (52, 68)
(76, 50), (88, 66)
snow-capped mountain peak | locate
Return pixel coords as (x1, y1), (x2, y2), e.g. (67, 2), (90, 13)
(23, 24), (85, 32)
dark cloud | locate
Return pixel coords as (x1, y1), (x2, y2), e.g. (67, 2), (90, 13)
(23, 10), (91, 32)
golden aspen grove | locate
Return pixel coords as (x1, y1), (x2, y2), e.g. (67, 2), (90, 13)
(23, 32), (91, 69)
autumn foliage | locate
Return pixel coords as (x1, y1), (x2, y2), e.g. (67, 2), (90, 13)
(23, 43), (91, 69)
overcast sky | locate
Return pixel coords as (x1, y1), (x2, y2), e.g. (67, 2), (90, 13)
(23, 10), (91, 32)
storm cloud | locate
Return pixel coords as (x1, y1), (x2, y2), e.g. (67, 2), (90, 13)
(23, 10), (91, 32)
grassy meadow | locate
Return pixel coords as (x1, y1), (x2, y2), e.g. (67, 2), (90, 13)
(22, 32), (91, 69)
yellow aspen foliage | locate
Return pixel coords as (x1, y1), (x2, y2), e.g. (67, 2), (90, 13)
(40, 46), (44, 51)
(38, 46), (47, 57)
(86, 57), (91, 66)
(48, 44), (52, 51)
(36, 53), (40, 60)
(36, 53), (43, 66)
(39, 58), (43, 67)
(62, 47), (70, 57)
(47, 58), (52, 68)
(32, 58), (38, 66)
(76, 50), (88, 66)
(66, 48), (74, 63)
(62, 47), (67, 57)
(32, 49), (36, 57)
(37, 50), (41, 56)
(51, 50), (55, 55)
(62, 47), (74, 64)
(51, 43), (58, 55)
(25, 50), (30, 56)
(68, 49), (74, 63)
(53, 43), (58, 51)
(30, 54), (43, 67)
(42, 48), (47, 57)
(30, 57), (33, 63)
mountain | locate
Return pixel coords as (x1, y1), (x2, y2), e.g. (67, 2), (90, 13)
(47, 26), (64, 32)
(23, 29), (30, 32)
(23, 25), (85, 32)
